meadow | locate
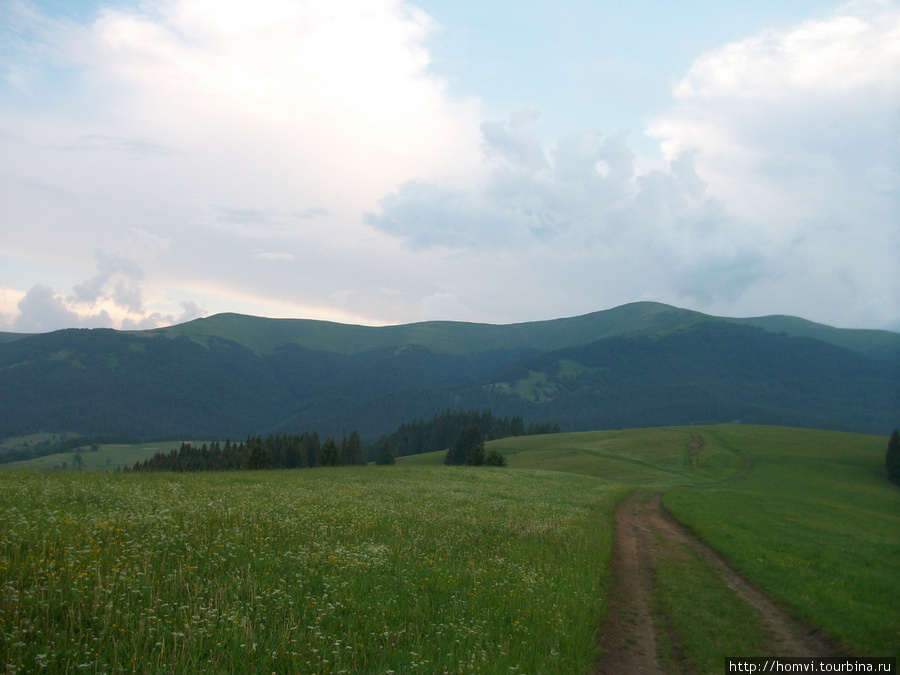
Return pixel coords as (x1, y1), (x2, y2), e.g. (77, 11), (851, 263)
(1, 424), (897, 673)
(0, 466), (619, 674)
(663, 426), (900, 656)
(1, 441), (188, 472)
(406, 426), (900, 660)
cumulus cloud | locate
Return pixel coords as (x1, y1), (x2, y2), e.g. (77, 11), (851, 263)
(2, 0), (897, 330)
(13, 285), (85, 333)
(1, 0), (486, 329)
(643, 0), (900, 322)
(7, 280), (207, 334)
(366, 108), (765, 303)
(480, 104), (547, 171)
(366, 111), (644, 250)
(120, 300), (206, 330)
(72, 249), (145, 310)
(647, 1), (900, 229)
(367, 1), (899, 325)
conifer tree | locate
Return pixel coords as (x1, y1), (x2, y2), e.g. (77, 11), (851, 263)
(445, 425), (483, 465)
(319, 437), (341, 467)
(886, 428), (900, 486)
(376, 439), (395, 465)
(346, 431), (365, 465)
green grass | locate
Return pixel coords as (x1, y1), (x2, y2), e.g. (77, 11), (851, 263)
(652, 541), (773, 672)
(0, 466), (620, 674)
(0, 432), (76, 454)
(405, 427), (742, 487)
(407, 425), (899, 657)
(663, 426), (900, 656)
(2, 424), (896, 671)
(1, 441), (198, 472)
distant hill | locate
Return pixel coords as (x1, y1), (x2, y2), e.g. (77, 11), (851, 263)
(1, 302), (897, 442)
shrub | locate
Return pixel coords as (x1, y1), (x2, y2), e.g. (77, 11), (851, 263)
(484, 449), (507, 467)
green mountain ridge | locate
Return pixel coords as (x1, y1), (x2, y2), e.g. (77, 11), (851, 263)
(3, 302), (897, 358)
(130, 301), (898, 358)
(1, 302), (897, 444)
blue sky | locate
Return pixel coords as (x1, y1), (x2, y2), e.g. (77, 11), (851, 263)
(1, 0), (898, 332)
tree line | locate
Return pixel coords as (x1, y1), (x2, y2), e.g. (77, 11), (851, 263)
(443, 424), (507, 467)
(125, 408), (559, 473)
(130, 431), (365, 472)
(373, 408), (558, 459)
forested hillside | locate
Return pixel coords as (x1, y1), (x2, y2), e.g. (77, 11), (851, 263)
(1, 303), (897, 443)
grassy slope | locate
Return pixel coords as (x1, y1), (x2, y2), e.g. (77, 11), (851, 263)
(663, 426), (899, 656)
(402, 427), (741, 487)
(144, 301), (899, 358)
(149, 301), (708, 355)
(731, 315), (900, 360)
(405, 425), (899, 656)
(5, 425), (896, 661)
(2, 441), (196, 472)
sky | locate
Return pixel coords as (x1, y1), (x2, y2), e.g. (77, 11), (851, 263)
(1, 0), (898, 333)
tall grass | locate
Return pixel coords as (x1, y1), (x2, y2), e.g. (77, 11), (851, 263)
(0, 466), (619, 674)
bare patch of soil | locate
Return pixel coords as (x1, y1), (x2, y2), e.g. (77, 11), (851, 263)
(594, 491), (842, 674)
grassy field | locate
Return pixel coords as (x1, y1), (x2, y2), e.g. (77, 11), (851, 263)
(404, 426), (742, 487)
(0, 466), (621, 674)
(1, 441), (194, 472)
(663, 426), (900, 656)
(404, 425), (899, 658)
(1, 424), (896, 673)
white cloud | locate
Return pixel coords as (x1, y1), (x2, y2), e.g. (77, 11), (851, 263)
(1, 0), (897, 332)
(5, 281), (208, 333)
(81, 0), (483, 211)
(366, 111), (643, 250)
(648, 0), (900, 229)
(417, 292), (473, 321)
(366, 109), (766, 304)
(12, 285), (84, 333)
(366, 1), (899, 328)
(644, 0), (899, 326)
(0, 0), (485, 330)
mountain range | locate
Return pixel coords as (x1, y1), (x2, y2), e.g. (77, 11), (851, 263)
(1, 302), (897, 442)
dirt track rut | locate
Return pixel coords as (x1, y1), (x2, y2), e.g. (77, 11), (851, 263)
(593, 491), (842, 674)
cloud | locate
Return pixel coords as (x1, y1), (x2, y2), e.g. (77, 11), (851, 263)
(366, 1), (899, 326)
(252, 252), (296, 261)
(366, 111), (643, 250)
(198, 205), (329, 238)
(59, 134), (176, 158)
(7, 281), (206, 334)
(642, 0), (900, 323)
(480, 104), (547, 171)
(120, 300), (206, 330)
(417, 292), (472, 321)
(647, 1), (900, 229)
(366, 110), (756, 294)
(13, 284), (93, 333)
(72, 249), (145, 310)
(2, 0), (897, 331)
(670, 248), (768, 304)
(1, 0), (485, 329)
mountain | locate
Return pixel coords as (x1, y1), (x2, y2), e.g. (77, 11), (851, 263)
(1, 302), (897, 442)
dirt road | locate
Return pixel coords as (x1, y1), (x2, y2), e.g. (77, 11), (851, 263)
(593, 491), (841, 674)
